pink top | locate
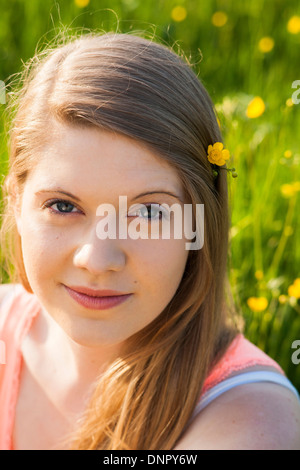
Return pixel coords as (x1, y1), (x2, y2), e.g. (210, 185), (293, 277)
(0, 284), (284, 450)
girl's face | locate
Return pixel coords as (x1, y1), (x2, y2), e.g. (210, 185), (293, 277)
(14, 123), (190, 347)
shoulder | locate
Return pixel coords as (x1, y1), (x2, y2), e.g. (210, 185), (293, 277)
(175, 378), (300, 450)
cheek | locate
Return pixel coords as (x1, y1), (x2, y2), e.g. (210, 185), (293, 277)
(133, 239), (189, 297)
(19, 215), (68, 275)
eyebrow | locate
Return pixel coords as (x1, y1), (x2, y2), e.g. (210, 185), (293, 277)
(35, 188), (184, 203)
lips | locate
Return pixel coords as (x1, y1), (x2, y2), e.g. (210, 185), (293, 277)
(64, 285), (132, 310)
(67, 285), (129, 297)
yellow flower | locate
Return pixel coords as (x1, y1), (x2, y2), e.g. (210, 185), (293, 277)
(286, 98), (294, 107)
(255, 270), (264, 280)
(207, 142), (230, 166)
(280, 182), (300, 198)
(75, 0), (90, 7)
(247, 297), (268, 312)
(171, 6), (187, 22)
(280, 184), (295, 198)
(246, 96), (265, 118)
(212, 11), (228, 27)
(284, 150), (292, 159)
(288, 279), (300, 299)
(258, 37), (274, 53)
(287, 16), (300, 34)
(278, 295), (288, 304)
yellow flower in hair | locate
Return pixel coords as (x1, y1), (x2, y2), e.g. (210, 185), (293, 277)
(207, 142), (230, 166)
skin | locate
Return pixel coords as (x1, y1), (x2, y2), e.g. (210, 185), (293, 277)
(11, 123), (191, 449)
(174, 371), (300, 450)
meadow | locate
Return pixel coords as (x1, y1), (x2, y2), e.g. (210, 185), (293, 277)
(0, 0), (300, 391)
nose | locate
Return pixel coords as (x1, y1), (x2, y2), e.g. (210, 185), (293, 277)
(73, 227), (126, 274)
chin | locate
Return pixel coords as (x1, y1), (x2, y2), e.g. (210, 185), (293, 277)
(63, 317), (128, 349)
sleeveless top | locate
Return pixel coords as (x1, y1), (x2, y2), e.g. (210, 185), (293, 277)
(0, 284), (299, 450)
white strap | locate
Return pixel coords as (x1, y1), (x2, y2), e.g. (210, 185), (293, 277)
(192, 371), (300, 419)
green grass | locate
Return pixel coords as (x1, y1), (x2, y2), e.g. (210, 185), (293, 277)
(0, 0), (300, 390)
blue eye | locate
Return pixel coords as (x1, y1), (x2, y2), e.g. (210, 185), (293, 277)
(43, 199), (169, 221)
(129, 204), (168, 222)
(43, 199), (80, 215)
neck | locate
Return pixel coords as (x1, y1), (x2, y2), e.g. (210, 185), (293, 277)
(22, 306), (123, 421)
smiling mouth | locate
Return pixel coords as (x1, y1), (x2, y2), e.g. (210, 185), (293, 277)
(64, 285), (133, 310)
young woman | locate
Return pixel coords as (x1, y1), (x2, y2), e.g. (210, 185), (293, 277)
(0, 32), (299, 450)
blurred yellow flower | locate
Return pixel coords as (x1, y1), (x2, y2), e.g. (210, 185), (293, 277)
(212, 11), (228, 27)
(288, 279), (300, 298)
(255, 270), (264, 280)
(280, 182), (300, 198)
(246, 96), (265, 118)
(258, 37), (274, 53)
(247, 297), (268, 312)
(207, 142), (230, 166)
(284, 150), (292, 158)
(287, 16), (300, 34)
(286, 98), (294, 107)
(280, 184), (294, 198)
(278, 295), (288, 304)
(171, 6), (187, 22)
(75, 0), (90, 6)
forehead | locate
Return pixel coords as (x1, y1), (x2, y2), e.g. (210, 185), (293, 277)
(27, 123), (183, 191)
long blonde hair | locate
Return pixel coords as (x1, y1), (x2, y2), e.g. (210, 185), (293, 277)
(1, 32), (238, 449)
